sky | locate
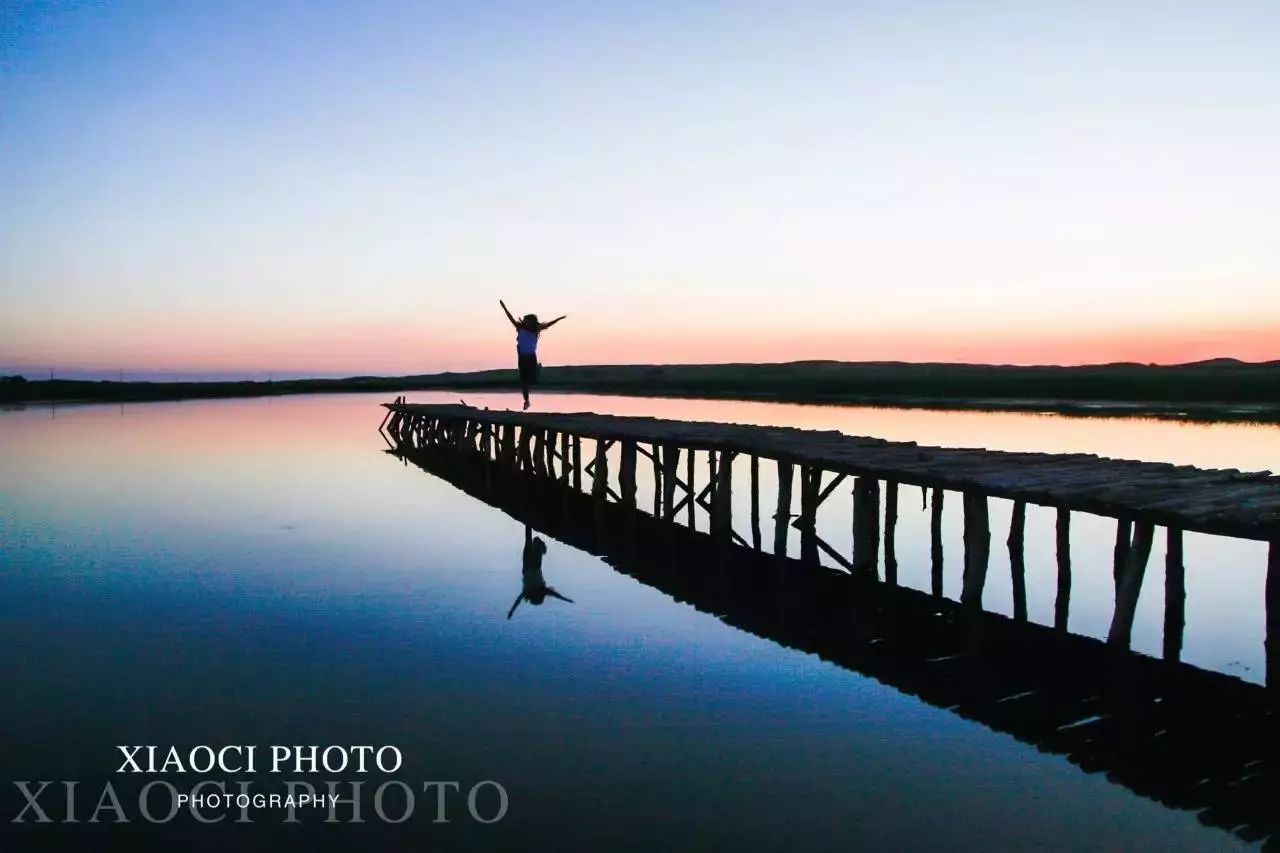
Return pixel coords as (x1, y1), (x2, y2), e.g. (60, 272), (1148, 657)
(1, 0), (1278, 378)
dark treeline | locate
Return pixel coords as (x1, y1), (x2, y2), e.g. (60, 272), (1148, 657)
(4, 359), (1280, 419)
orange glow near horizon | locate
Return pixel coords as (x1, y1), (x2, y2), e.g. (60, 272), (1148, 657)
(5, 319), (1279, 376)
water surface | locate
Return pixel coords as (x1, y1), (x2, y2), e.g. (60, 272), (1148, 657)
(2, 391), (1272, 850)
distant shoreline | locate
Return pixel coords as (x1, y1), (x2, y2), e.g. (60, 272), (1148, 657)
(4, 359), (1280, 424)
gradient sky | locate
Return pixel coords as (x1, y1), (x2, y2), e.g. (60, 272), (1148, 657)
(2, 0), (1278, 376)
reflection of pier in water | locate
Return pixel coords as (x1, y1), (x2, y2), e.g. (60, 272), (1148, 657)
(382, 402), (1279, 847)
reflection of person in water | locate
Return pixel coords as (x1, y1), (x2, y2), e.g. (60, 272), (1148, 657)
(507, 526), (574, 619)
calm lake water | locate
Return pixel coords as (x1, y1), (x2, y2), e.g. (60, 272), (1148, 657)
(2, 391), (1274, 850)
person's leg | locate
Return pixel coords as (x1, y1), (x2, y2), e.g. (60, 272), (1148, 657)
(518, 354), (534, 408)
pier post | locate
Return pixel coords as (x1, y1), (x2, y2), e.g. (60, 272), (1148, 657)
(852, 476), (880, 576)
(480, 422), (492, 460)
(930, 488), (944, 596)
(884, 481), (898, 585)
(707, 451), (718, 513)
(619, 440), (637, 508)
(517, 427), (533, 471)
(799, 467), (818, 565)
(544, 430), (557, 479)
(1113, 519), (1132, 593)
(711, 451), (733, 544)
(572, 436), (582, 491)
(501, 424), (516, 467)
(960, 492), (990, 608)
(532, 430), (546, 476)
(1267, 542), (1279, 693)
(560, 432), (570, 484)
(652, 443), (662, 514)
(1163, 528), (1185, 662)
(591, 439), (609, 500)
(1008, 500), (1027, 622)
(687, 449), (696, 529)
(750, 456), (762, 550)
(1107, 521), (1154, 648)
(661, 445), (679, 521)
(774, 460), (793, 557)
(1055, 508), (1072, 630)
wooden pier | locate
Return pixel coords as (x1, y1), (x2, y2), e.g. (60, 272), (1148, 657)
(389, 437), (1280, 848)
(382, 400), (1280, 669)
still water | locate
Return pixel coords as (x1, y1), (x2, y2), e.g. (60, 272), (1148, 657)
(1, 391), (1274, 850)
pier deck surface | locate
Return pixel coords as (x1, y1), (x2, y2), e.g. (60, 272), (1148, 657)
(385, 402), (1280, 540)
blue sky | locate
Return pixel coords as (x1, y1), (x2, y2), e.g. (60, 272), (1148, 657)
(2, 0), (1278, 375)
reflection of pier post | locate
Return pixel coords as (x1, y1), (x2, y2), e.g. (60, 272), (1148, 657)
(1268, 542), (1279, 693)
(774, 461), (793, 557)
(1055, 508), (1072, 630)
(1163, 528), (1185, 662)
(1008, 500), (1027, 621)
(930, 488), (944, 596)
(1108, 521), (1154, 648)
(961, 492), (990, 608)
(884, 481), (898, 585)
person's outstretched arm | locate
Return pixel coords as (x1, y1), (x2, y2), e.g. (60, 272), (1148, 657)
(539, 314), (567, 331)
(500, 299), (519, 328)
(507, 593), (524, 620)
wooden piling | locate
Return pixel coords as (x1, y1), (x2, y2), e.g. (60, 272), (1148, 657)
(774, 460), (794, 557)
(711, 451), (733, 544)
(619, 440), (637, 508)
(560, 432), (571, 484)
(501, 424), (516, 467)
(591, 439), (609, 499)
(652, 443), (662, 515)
(799, 467), (819, 565)
(1055, 508), (1072, 631)
(1113, 519), (1132, 593)
(572, 436), (582, 491)
(961, 492), (990, 608)
(750, 456), (762, 550)
(547, 430), (560, 478)
(517, 427), (533, 471)
(532, 430), (546, 476)
(852, 476), (881, 576)
(1163, 528), (1185, 662)
(686, 449), (696, 529)
(930, 487), (944, 596)
(1008, 500), (1027, 622)
(884, 481), (898, 585)
(661, 445), (679, 521)
(1108, 521), (1154, 648)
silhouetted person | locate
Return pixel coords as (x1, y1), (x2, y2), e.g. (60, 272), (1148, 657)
(507, 526), (574, 618)
(500, 299), (566, 410)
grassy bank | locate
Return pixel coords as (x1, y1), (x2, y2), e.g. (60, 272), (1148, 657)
(4, 359), (1280, 422)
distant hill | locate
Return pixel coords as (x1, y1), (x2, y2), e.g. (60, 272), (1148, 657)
(4, 359), (1280, 421)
